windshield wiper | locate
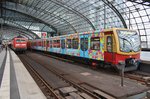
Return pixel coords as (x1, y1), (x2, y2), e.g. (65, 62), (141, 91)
(119, 37), (133, 52)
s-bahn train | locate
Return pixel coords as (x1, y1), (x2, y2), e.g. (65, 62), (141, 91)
(11, 37), (27, 52)
(28, 28), (141, 71)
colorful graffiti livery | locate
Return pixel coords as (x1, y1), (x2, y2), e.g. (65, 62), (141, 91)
(28, 28), (141, 72)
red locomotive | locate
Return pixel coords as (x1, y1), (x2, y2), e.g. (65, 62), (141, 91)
(11, 37), (27, 52)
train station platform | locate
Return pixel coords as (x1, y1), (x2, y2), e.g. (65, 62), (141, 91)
(139, 51), (150, 73)
(0, 49), (46, 99)
(141, 51), (150, 61)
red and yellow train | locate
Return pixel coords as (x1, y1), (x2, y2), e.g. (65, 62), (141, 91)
(28, 28), (141, 71)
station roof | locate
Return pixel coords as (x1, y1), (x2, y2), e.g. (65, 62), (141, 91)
(0, 0), (150, 49)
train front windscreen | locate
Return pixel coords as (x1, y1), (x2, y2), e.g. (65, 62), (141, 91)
(117, 30), (141, 52)
(16, 39), (26, 43)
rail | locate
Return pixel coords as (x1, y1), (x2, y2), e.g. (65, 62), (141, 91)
(18, 55), (61, 99)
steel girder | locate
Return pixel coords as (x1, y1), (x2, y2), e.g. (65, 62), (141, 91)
(1, 20), (40, 39)
(1, 2), (57, 32)
(4, 1), (77, 33)
(2, 25), (36, 39)
(101, 0), (127, 28)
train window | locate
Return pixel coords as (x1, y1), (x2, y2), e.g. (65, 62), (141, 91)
(72, 38), (79, 49)
(37, 41), (39, 46)
(20, 40), (26, 42)
(61, 39), (65, 49)
(53, 40), (56, 47)
(41, 41), (43, 47)
(80, 38), (88, 51)
(44, 41), (46, 47)
(107, 36), (112, 52)
(32, 42), (34, 46)
(50, 40), (52, 48)
(43, 40), (45, 47)
(53, 40), (60, 48)
(47, 40), (49, 47)
(34, 42), (36, 46)
(16, 39), (19, 42)
(57, 40), (60, 48)
(16, 39), (26, 42)
(67, 39), (72, 48)
(39, 41), (42, 46)
(90, 37), (100, 50)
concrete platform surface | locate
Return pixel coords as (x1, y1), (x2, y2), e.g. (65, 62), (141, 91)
(141, 51), (150, 61)
(27, 52), (150, 99)
(0, 50), (6, 86)
(0, 49), (46, 99)
(0, 50), (10, 99)
(0, 50), (6, 69)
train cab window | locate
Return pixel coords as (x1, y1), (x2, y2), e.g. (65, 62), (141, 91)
(67, 39), (72, 48)
(16, 39), (19, 42)
(16, 39), (26, 42)
(20, 40), (26, 42)
(107, 36), (112, 52)
(72, 38), (79, 49)
(61, 39), (65, 49)
(80, 38), (88, 51)
(90, 37), (100, 50)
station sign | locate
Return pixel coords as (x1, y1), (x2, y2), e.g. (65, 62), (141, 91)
(41, 32), (47, 38)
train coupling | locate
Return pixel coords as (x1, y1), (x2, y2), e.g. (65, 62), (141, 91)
(117, 58), (140, 72)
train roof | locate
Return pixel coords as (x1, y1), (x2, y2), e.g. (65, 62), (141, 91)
(30, 28), (137, 41)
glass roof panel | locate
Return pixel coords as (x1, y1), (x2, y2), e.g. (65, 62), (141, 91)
(1, 0), (150, 48)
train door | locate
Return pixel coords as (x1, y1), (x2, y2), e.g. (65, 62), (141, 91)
(104, 31), (114, 63)
(61, 38), (66, 54)
(80, 34), (89, 58)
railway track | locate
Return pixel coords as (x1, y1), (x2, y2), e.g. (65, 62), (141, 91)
(125, 71), (150, 86)
(18, 55), (61, 99)
(19, 51), (150, 99)
(18, 54), (104, 99)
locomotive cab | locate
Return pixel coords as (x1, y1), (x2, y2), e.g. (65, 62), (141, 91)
(104, 28), (141, 71)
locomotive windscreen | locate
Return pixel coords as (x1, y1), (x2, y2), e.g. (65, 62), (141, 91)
(117, 30), (141, 52)
(16, 39), (26, 42)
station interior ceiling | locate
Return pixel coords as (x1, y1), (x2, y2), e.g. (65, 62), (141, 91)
(0, 0), (150, 49)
